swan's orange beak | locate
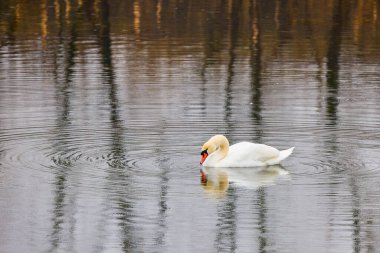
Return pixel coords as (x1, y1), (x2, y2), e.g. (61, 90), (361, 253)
(200, 150), (208, 165)
(200, 169), (207, 184)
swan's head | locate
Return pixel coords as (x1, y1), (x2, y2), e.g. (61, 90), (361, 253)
(200, 135), (229, 165)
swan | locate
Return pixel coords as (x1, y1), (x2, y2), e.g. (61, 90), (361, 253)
(200, 135), (294, 167)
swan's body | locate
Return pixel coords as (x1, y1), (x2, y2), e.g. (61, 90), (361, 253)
(200, 135), (294, 167)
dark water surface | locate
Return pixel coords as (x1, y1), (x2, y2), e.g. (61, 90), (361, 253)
(1, 0), (380, 252)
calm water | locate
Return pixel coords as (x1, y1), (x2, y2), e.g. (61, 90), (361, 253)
(0, 0), (380, 252)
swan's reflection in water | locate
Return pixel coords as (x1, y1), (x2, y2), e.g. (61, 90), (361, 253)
(201, 166), (290, 197)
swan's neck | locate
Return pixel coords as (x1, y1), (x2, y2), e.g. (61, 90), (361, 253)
(204, 142), (229, 166)
(218, 142), (229, 159)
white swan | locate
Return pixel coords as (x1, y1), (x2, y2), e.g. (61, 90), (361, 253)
(200, 135), (294, 167)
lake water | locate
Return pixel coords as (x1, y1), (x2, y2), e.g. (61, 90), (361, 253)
(0, 0), (380, 252)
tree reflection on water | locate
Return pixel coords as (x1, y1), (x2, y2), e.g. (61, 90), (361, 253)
(0, 0), (379, 253)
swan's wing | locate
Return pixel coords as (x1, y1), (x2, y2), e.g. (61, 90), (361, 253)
(227, 142), (280, 163)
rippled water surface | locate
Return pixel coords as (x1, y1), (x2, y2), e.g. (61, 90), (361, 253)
(1, 1), (380, 252)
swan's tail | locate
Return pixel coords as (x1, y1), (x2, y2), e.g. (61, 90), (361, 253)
(266, 147), (294, 165)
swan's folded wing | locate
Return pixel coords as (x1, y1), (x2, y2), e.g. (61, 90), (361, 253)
(222, 142), (280, 166)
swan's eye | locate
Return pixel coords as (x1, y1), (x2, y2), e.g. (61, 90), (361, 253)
(201, 149), (208, 155)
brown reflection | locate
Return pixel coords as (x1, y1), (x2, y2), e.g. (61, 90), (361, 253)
(325, 0), (343, 125)
(199, 1), (227, 115)
(49, 2), (79, 251)
(40, 0), (48, 48)
(248, 2), (268, 252)
(156, 0), (162, 28)
(322, 2), (345, 252)
(322, 2), (376, 252)
(94, 0), (138, 251)
(65, 0), (71, 19)
(323, 0), (343, 231)
(249, 0), (263, 141)
(0, 1), (19, 47)
(224, 0), (241, 131)
(1, 0), (379, 64)
(217, 1), (242, 250)
(318, 13), (343, 246)
(353, 0), (379, 46)
(133, 0), (141, 39)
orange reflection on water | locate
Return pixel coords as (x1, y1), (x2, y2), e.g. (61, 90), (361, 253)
(133, 0), (141, 39)
(40, 0), (48, 49)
